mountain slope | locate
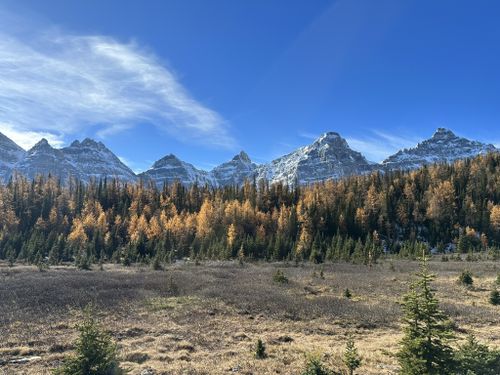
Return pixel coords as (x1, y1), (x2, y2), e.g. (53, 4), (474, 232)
(382, 128), (497, 170)
(211, 151), (257, 186)
(14, 139), (78, 182)
(0, 132), (26, 182)
(256, 132), (373, 185)
(139, 154), (216, 187)
(62, 139), (137, 183)
(1, 127), (497, 186)
(12, 138), (137, 183)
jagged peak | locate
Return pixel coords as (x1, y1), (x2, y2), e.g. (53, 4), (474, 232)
(232, 151), (251, 163)
(311, 131), (350, 150)
(152, 153), (183, 168)
(30, 138), (53, 152)
(316, 132), (341, 142)
(81, 138), (99, 146)
(432, 127), (456, 140)
(67, 138), (108, 152)
(0, 131), (25, 151)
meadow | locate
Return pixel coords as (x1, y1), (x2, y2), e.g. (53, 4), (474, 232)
(0, 258), (499, 374)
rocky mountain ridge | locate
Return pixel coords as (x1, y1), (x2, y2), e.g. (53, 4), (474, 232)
(2, 137), (136, 183)
(0, 128), (497, 186)
(382, 128), (496, 171)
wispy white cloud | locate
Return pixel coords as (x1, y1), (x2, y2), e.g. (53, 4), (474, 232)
(0, 122), (65, 149)
(346, 129), (422, 162)
(0, 12), (235, 149)
(117, 155), (148, 174)
(298, 131), (320, 140)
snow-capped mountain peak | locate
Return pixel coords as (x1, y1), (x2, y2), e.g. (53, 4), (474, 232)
(140, 153), (215, 187)
(314, 131), (343, 144)
(1, 127), (497, 186)
(382, 128), (497, 170)
(255, 132), (373, 185)
(30, 138), (53, 152)
(210, 151), (257, 186)
(432, 127), (456, 140)
(232, 150), (251, 163)
(62, 138), (137, 183)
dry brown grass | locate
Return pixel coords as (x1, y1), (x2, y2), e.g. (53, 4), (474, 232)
(0, 259), (499, 374)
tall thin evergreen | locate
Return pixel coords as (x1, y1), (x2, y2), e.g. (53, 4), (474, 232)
(343, 336), (361, 375)
(398, 257), (455, 374)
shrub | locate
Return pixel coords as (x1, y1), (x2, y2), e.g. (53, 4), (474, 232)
(489, 289), (500, 306)
(273, 269), (288, 284)
(465, 251), (477, 262)
(151, 255), (163, 271)
(458, 270), (473, 287)
(54, 306), (122, 375)
(496, 273), (500, 286)
(124, 351), (149, 364)
(254, 339), (267, 359)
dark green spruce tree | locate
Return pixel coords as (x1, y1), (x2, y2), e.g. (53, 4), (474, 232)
(398, 258), (455, 374)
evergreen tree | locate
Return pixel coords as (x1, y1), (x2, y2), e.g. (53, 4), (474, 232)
(301, 354), (333, 375)
(343, 336), (361, 375)
(489, 288), (500, 306)
(458, 270), (474, 287)
(55, 306), (122, 375)
(398, 259), (455, 374)
(454, 335), (500, 375)
(254, 339), (267, 359)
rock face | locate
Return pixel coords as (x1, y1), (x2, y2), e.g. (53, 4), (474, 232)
(61, 138), (137, 183)
(211, 151), (257, 186)
(0, 132), (26, 182)
(14, 139), (78, 182)
(8, 136), (136, 183)
(0, 127), (497, 186)
(139, 154), (215, 187)
(382, 128), (497, 171)
(255, 132), (373, 185)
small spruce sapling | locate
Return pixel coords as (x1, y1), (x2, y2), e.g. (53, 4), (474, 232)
(255, 339), (267, 359)
(489, 288), (500, 306)
(343, 288), (352, 299)
(54, 305), (122, 375)
(343, 336), (361, 375)
(458, 270), (473, 287)
(301, 354), (332, 375)
(273, 269), (288, 284)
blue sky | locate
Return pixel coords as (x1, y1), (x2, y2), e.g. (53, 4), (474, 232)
(0, 0), (499, 171)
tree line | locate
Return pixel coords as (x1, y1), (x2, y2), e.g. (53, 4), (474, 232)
(1, 152), (500, 266)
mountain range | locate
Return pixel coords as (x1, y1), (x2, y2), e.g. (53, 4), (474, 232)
(0, 127), (496, 186)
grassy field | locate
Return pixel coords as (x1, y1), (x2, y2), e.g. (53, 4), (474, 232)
(0, 259), (499, 374)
